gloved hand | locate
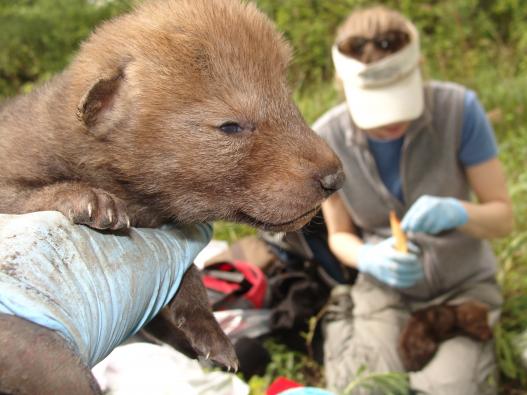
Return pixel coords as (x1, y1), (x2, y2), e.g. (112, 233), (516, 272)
(357, 237), (423, 288)
(401, 195), (468, 234)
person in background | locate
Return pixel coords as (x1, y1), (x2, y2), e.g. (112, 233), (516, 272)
(315, 6), (514, 395)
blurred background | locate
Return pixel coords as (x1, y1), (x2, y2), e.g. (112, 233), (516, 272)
(1, 0), (526, 393)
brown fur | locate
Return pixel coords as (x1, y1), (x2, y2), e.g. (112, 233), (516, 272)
(0, 0), (344, 393)
(0, 0), (342, 229)
(398, 301), (493, 371)
(0, 315), (102, 395)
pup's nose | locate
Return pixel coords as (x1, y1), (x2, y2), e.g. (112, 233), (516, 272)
(318, 168), (345, 197)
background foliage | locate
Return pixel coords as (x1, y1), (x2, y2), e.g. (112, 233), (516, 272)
(0, 0), (131, 97)
(1, 0), (526, 393)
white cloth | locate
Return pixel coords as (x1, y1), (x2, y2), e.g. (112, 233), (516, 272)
(0, 211), (211, 367)
(92, 342), (249, 395)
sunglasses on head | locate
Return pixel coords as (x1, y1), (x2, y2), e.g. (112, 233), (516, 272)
(338, 30), (411, 59)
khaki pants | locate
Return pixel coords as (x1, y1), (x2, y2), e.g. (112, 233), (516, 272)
(323, 276), (502, 395)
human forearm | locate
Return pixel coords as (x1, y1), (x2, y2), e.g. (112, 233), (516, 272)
(401, 195), (514, 240)
(323, 194), (364, 268)
(401, 158), (514, 240)
(328, 231), (364, 268)
(459, 199), (514, 239)
(460, 158), (514, 239)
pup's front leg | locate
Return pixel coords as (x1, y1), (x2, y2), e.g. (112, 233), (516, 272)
(144, 265), (239, 371)
(13, 181), (130, 230)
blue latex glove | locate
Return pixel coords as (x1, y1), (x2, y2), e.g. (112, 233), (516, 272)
(357, 237), (423, 288)
(0, 211), (211, 367)
(401, 195), (468, 234)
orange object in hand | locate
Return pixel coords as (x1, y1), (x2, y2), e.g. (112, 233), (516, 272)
(390, 210), (408, 253)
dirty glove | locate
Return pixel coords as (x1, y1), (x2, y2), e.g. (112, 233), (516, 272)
(0, 211), (211, 367)
(357, 237), (423, 288)
(401, 195), (468, 235)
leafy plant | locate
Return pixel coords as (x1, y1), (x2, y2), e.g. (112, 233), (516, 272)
(0, 0), (133, 98)
(263, 339), (324, 388)
(342, 366), (409, 395)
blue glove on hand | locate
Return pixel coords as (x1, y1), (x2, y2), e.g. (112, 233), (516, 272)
(401, 195), (468, 235)
(357, 237), (423, 288)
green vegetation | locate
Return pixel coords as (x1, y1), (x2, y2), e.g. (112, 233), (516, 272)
(0, 0), (132, 97)
(1, 0), (526, 393)
(342, 367), (409, 395)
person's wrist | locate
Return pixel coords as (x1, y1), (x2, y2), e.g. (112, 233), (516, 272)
(356, 243), (373, 272)
(446, 197), (469, 227)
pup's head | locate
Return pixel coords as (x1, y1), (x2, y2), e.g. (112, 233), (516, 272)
(454, 301), (493, 341)
(70, 0), (343, 231)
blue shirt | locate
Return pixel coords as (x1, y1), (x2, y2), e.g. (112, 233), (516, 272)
(367, 90), (497, 202)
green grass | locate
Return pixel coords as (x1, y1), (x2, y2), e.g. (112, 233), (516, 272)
(248, 339), (325, 394)
(212, 221), (256, 245)
(342, 367), (409, 395)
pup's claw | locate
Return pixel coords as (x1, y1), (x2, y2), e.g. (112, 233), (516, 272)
(157, 266), (239, 371)
(206, 345), (239, 371)
(67, 208), (74, 222)
(54, 187), (130, 231)
(107, 209), (113, 224)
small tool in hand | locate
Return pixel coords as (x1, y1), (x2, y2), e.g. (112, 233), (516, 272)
(390, 210), (408, 253)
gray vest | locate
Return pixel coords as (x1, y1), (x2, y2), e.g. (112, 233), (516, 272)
(314, 81), (497, 300)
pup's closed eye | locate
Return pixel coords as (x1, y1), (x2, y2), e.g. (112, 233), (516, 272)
(219, 122), (244, 134)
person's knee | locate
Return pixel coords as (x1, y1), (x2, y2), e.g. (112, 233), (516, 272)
(0, 314), (101, 395)
(411, 375), (497, 395)
(325, 339), (405, 393)
(324, 305), (406, 392)
(410, 337), (498, 395)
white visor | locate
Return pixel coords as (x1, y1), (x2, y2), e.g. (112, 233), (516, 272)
(332, 24), (424, 130)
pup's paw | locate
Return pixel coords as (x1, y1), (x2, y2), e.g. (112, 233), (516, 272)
(58, 187), (130, 230)
(153, 265), (239, 371)
(177, 310), (239, 371)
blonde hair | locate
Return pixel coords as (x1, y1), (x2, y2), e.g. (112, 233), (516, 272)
(336, 6), (413, 45)
(332, 6), (419, 95)
(335, 6), (417, 63)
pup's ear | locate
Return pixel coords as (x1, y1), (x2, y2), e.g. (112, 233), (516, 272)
(76, 67), (126, 137)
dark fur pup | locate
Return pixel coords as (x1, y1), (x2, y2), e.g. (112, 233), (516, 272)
(0, 0), (344, 393)
(398, 301), (493, 372)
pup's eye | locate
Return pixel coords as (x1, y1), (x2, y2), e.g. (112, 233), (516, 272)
(219, 122), (243, 134)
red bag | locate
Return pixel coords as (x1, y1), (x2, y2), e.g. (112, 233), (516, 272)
(201, 260), (268, 310)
